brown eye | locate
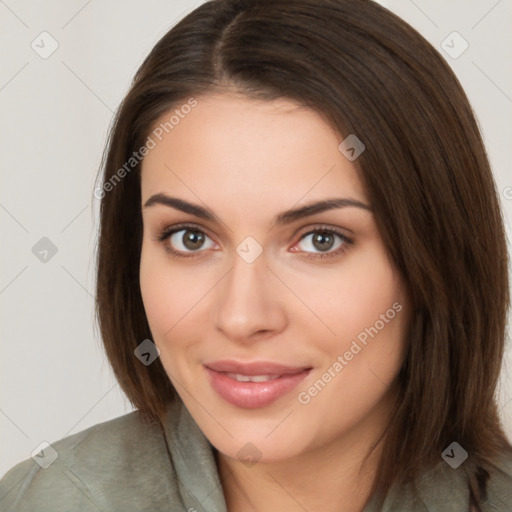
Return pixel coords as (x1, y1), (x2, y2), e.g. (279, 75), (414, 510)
(168, 228), (216, 253)
(297, 229), (347, 254)
(311, 232), (335, 252)
(182, 230), (205, 250)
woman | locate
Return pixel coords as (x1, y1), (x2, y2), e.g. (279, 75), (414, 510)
(1, 0), (511, 510)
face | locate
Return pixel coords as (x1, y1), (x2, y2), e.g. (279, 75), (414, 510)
(139, 93), (409, 464)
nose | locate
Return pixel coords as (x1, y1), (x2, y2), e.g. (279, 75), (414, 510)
(212, 253), (288, 344)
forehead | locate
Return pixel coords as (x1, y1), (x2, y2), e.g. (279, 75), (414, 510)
(140, 93), (367, 215)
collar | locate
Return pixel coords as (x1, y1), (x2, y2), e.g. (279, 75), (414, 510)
(163, 399), (228, 512)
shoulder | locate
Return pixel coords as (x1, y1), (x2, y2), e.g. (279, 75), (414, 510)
(0, 411), (182, 512)
(414, 451), (512, 512)
(373, 450), (512, 511)
(483, 451), (512, 509)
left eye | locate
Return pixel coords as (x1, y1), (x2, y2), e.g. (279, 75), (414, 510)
(296, 230), (348, 254)
(168, 229), (216, 252)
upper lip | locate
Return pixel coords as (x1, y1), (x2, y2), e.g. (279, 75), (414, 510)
(205, 360), (311, 376)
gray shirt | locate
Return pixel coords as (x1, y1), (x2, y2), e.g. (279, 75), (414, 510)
(1, 399), (511, 511)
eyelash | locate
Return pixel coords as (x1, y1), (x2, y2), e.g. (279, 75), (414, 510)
(156, 223), (353, 261)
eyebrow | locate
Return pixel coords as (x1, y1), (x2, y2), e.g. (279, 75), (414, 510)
(143, 193), (371, 226)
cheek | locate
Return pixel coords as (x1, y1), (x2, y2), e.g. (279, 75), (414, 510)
(335, 267), (404, 348)
(301, 244), (409, 396)
(139, 247), (194, 386)
(293, 242), (405, 348)
(139, 242), (217, 365)
(139, 243), (194, 343)
(294, 258), (408, 440)
(139, 245), (172, 332)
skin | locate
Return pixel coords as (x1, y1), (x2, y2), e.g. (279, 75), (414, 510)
(139, 92), (410, 512)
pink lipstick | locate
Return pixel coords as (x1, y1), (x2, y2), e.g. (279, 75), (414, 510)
(204, 360), (312, 409)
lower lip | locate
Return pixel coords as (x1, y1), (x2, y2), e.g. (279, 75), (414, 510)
(205, 367), (311, 409)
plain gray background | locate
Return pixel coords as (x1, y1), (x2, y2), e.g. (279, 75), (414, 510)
(1, 0), (511, 478)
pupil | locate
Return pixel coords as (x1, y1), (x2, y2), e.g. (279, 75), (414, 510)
(184, 230), (204, 250)
(313, 232), (334, 252)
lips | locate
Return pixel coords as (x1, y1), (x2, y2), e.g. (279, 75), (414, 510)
(204, 360), (312, 409)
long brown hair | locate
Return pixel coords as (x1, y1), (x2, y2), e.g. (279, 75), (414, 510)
(95, 0), (511, 506)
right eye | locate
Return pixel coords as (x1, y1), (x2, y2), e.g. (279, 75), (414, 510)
(158, 225), (217, 257)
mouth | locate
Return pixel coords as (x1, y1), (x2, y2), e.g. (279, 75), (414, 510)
(224, 373), (282, 382)
(204, 360), (312, 409)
